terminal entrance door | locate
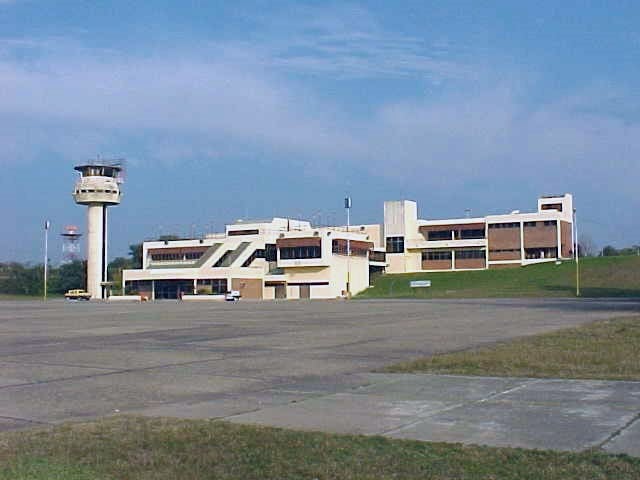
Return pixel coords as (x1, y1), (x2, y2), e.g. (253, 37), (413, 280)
(275, 284), (286, 299)
(154, 280), (194, 299)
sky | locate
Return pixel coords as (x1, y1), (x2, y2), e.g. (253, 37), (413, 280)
(1, 0), (639, 263)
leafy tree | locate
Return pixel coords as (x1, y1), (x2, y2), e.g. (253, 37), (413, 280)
(53, 260), (86, 293)
(128, 243), (143, 268)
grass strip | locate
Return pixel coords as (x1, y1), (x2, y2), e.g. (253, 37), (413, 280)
(1, 416), (639, 480)
(383, 316), (640, 380)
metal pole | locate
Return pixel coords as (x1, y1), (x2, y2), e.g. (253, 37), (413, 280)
(44, 220), (50, 301)
(345, 197), (351, 298)
(574, 208), (580, 297)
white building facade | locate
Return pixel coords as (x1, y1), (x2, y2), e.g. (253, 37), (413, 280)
(384, 194), (574, 273)
(122, 218), (382, 300)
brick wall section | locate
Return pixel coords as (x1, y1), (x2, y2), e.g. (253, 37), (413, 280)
(560, 221), (573, 258)
(232, 278), (263, 299)
(422, 259), (452, 270)
(523, 224), (557, 248)
(332, 239), (374, 251)
(488, 226), (521, 250)
(489, 250), (521, 260)
(489, 263), (520, 269)
(276, 237), (322, 248)
(455, 258), (485, 269)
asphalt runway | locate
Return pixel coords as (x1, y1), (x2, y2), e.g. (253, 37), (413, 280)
(0, 298), (638, 453)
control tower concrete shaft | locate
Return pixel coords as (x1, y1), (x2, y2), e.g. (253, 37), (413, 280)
(72, 162), (123, 299)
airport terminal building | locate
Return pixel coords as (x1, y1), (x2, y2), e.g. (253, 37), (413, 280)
(123, 218), (384, 300)
(122, 194), (573, 299)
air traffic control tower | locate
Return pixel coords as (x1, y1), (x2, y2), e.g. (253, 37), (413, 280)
(72, 161), (123, 299)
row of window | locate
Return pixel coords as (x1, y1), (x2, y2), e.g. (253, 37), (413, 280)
(524, 221), (557, 227)
(427, 229), (485, 241)
(280, 246), (322, 260)
(76, 189), (118, 194)
(489, 222), (519, 229)
(151, 252), (204, 262)
(421, 249), (486, 261)
(489, 248), (520, 253)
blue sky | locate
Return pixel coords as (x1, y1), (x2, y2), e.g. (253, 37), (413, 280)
(1, 1), (639, 262)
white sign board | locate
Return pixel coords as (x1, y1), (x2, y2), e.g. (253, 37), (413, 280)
(410, 280), (431, 288)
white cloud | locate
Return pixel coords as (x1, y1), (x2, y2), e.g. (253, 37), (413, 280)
(0, 32), (639, 245)
(239, 4), (471, 81)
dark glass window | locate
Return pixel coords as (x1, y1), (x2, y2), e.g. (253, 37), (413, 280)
(386, 236), (405, 253)
(196, 279), (227, 294)
(422, 250), (452, 261)
(265, 244), (277, 262)
(456, 249), (485, 259)
(213, 250), (234, 267)
(279, 246), (322, 259)
(228, 229), (260, 236)
(488, 222), (520, 229)
(427, 230), (452, 241)
(459, 229), (485, 239)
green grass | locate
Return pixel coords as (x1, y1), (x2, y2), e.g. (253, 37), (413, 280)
(359, 255), (640, 299)
(1, 416), (639, 479)
(0, 457), (102, 480)
(383, 316), (640, 380)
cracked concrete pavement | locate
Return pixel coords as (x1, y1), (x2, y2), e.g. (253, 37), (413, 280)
(0, 297), (638, 455)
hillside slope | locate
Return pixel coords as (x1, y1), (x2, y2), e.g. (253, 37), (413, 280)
(358, 256), (640, 299)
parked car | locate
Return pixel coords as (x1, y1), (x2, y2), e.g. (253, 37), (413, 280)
(225, 290), (241, 302)
(64, 289), (92, 301)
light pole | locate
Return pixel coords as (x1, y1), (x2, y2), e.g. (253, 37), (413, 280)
(345, 196), (351, 298)
(44, 220), (50, 301)
(573, 208), (580, 297)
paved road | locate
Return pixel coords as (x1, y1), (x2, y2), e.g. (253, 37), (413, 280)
(0, 298), (638, 454)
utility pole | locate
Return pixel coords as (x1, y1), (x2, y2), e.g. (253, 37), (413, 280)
(345, 196), (351, 298)
(44, 220), (50, 301)
(573, 208), (580, 297)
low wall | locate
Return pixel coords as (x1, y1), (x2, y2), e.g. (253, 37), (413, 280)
(108, 295), (142, 302)
(182, 294), (226, 301)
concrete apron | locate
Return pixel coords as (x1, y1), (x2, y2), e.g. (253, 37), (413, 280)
(142, 373), (640, 457)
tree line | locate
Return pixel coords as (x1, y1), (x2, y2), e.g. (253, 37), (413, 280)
(0, 244), (142, 296)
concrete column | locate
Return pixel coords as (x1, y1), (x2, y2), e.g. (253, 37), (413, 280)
(556, 219), (562, 258)
(519, 222), (525, 265)
(86, 204), (104, 299)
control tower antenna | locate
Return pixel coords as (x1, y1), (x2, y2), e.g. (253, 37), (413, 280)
(60, 225), (83, 264)
(72, 158), (124, 299)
